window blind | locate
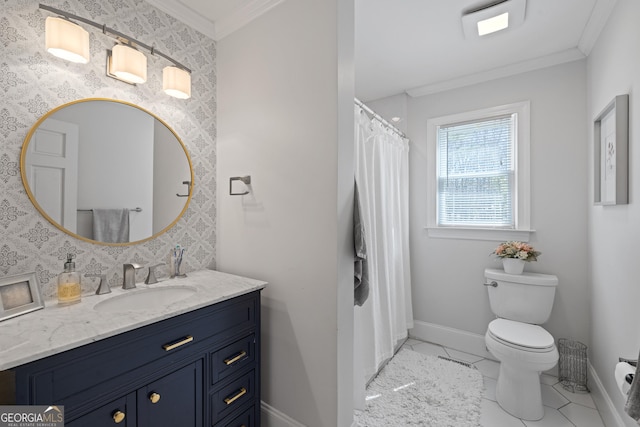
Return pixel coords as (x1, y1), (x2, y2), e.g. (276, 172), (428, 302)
(437, 114), (515, 227)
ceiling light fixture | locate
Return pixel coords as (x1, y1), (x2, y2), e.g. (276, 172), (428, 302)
(477, 12), (509, 36)
(462, 0), (526, 39)
(40, 4), (191, 99)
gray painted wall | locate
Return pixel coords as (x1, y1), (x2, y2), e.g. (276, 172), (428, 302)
(587, 0), (640, 425)
(407, 60), (590, 345)
(217, 0), (355, 425)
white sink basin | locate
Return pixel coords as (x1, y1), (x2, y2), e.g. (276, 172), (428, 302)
(94, 286), (197, 313)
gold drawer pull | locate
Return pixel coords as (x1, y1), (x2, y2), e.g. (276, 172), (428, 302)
(162, 335), (194, 351)
(113, 410), (125, 423)
(224, 387), (247, 405)
(224, 350), (247, 366)
(149, 392), (161, 404)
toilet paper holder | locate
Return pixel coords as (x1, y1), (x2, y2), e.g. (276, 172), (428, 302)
(619, 357), (638, 367)
(619, 357), (638, 384)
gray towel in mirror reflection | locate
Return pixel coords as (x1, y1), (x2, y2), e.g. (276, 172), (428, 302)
(93, 208), (130, 243)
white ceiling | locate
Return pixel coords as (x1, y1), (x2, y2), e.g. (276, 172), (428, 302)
(149, 0), (617, 101)
(355, 0), (617, 101)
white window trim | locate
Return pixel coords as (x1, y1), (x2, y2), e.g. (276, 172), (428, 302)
(425, 101), (534, 242)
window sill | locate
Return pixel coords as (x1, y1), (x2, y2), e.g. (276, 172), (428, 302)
(425, 227), (535, 242)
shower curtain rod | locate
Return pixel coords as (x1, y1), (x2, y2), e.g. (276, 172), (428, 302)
(354, 98), (407, 139)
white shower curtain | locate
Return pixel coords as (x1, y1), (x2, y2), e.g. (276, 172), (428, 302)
(353, 104), (413, 408)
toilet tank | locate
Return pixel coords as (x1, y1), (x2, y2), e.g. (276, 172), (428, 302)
(484, 268), (558, 324)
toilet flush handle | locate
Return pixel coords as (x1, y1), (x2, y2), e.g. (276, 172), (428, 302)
(484, 281), (498, 287)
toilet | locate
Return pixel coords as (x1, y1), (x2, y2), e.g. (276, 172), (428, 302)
(484, 268), (559, 421)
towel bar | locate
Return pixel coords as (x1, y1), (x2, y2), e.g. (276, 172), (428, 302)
(78, 207), (142, 212)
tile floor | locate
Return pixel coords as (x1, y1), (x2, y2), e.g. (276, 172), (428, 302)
(401, 338), (607, 427)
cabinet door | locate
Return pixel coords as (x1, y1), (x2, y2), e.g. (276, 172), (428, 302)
(66, 393), (136, 427)
(137, 360), (203, 427)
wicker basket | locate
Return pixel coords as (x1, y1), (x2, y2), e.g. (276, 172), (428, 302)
(557, 338), (589, 393)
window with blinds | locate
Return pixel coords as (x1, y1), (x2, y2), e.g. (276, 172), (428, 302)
(436, 114), (516, 228)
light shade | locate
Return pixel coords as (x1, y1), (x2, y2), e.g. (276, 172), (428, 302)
(163, 66), (191, 99)
(462, 0), (526, 39)
(109, 44), (147, 84)
(45, 16), (90, 64)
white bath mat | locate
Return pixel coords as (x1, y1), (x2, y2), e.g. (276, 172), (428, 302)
(354, 348), (484, 427)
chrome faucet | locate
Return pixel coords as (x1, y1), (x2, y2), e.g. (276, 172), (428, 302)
(122, 263), (143, 289)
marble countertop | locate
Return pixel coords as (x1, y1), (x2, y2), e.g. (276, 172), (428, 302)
(0, 269), (267, 371)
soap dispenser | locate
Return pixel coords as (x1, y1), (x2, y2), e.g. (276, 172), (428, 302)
(58, 254), (81, 306)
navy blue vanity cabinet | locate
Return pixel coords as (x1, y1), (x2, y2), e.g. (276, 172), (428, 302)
(11, 290), (261, 427)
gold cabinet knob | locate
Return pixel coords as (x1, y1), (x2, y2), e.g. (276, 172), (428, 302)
(112, 410), (125, 423)
(149, 392), (161, 404)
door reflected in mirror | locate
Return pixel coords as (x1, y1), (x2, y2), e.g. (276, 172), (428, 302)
(20, 98), (193, 245)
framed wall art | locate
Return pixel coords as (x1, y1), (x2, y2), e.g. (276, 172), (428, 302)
(0, 272), (44, 322)
(594, 94), (629, 205)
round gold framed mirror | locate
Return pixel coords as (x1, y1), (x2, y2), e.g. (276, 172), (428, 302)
(20, 98), (194, 246)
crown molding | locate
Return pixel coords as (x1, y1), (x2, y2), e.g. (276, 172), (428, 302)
(577, 0), (618, 56)
(216, 0), (285, 40)
(144, 0), (284, 41)
(145, 0), (216, 39)
(406, 48), (586, 98)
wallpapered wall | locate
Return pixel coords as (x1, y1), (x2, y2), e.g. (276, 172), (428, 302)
(0, 0), (216, 298)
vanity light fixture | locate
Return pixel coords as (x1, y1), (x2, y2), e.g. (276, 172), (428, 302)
(163, 66), (191, 99)
(45, 16), (90, 64)
(108, 44), (147, 84)
(461, 0), (526, 39)
(39, 3), (191, 99)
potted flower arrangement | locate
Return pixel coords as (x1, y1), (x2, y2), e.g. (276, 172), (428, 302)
(492, 241), (541, 274)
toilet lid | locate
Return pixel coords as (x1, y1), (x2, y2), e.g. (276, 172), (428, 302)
(488, 318), (555, 350)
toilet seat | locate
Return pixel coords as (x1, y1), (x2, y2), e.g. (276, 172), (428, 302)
(488, 319), (555, 353)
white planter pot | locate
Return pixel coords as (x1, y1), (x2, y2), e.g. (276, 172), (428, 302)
(503, 258), (525, 274)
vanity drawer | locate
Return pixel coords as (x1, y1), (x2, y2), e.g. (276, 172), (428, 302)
(16, 292), (258, 404)
(211, 370), (255, 422)
(211, 334), (256, 384)
(215, 404), (256, 427)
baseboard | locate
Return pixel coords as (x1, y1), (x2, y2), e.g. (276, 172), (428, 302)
(261, 401), (307, 427)
(409, 320), (494, 360)
(260, 401), (361, 427)
(588, 362), (629, 427)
